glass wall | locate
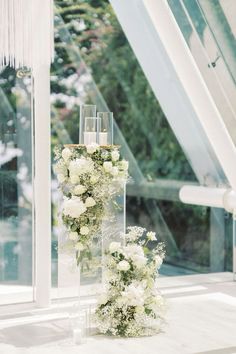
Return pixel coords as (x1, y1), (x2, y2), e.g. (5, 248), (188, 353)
(168, 0), (236, 146)
(0, 67), (33, 305)
(52, 0), (232, 280)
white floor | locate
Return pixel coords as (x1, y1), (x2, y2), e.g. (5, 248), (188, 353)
(0, 273), (236, 354)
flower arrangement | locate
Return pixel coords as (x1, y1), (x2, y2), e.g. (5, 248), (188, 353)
(95, 226), (166, 337)
(54, 143), (129, 264)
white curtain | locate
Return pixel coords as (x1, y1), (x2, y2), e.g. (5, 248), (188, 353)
(0, 0), (54, 71)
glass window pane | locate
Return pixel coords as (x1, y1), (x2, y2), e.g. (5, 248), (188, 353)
(52, 0), (232, 281)
(0, 67), (33, 305)
(168, 0), (236, 146)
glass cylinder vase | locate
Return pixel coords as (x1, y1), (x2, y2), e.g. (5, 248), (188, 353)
(97, 112), (113, 146)
(79, 105), (96, 144)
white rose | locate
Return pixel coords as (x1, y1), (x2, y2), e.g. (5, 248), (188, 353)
(103, 161), (113, 173)
(70, 175), (80, 184)
(61, 147), (72, 161)
(111, 166), (119, 176)
(111, 150), (120, 162)
(80, 226), (89, 235)
(147, 231), (156, 241)
(86, 143), (99, 154)
(69, 158), (94, 176)
(57, 174), (66, 183)
(109, 242), (121, 253)
(74, 185), (87, 195)
(120, 160), (129, 171)
(117, 260), (130, 271)
(154, 255), (163, 269)
(69, 231), (78, 241)
(90, 175), (99, 184)
(63, 197), (87, 219)
(75, 242), (85, 251)
(85, 197), (96, 207)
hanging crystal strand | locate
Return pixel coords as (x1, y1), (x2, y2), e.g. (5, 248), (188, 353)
(17, 0), (23, 68)
(0, 0), (3, 67)
(3, 0), (8, 66)
(20, 0), (24, 68)
(13, 0), (17, 67)
(15, 0), (20, 68)
(10, 0), (14, 68)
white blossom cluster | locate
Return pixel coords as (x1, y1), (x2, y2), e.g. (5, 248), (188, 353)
(95, 226), (166, 337)
(54, 143), (129, 263)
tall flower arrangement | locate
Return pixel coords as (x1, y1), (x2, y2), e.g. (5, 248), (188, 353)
(54, 143), (129, 264)
(95, 227), (166, 337)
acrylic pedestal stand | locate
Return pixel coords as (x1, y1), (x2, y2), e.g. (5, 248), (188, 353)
(56, 148), (126, 344)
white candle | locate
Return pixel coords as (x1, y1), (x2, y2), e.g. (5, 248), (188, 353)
(83, 132), (97, 145)
(73, 328), (83, 344)
(99, 132), (108, 145)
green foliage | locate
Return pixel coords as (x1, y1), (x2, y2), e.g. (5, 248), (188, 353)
(53, 0), (195, 180)
(52, 0), (231, 272)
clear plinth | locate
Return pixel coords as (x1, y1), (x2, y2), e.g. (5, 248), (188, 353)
(56, 179), (126, 340)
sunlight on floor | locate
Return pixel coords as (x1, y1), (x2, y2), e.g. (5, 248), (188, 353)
(0, 273), (235, 354)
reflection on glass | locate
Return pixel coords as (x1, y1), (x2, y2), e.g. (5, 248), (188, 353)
(0, 67), (33, 305)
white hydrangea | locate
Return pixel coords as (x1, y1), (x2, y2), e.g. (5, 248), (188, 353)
(61, 147), (72, 161)
(123, 244), (146, 269)
(73, 184), (87, 195)
(125, 244), (144, 258)
(63, 197), (86, 219)
(109, 242), (121, 253)
(132, 254), (147, 269)
(111, 150), (120, 162)
(69, 158), (94, 176)
(86, 143), (99, 154)
(117, 260), (130, 271)
(80, 226), (89, 235)
(103, 161), (113, 173)
(85, 197), (96, 207)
